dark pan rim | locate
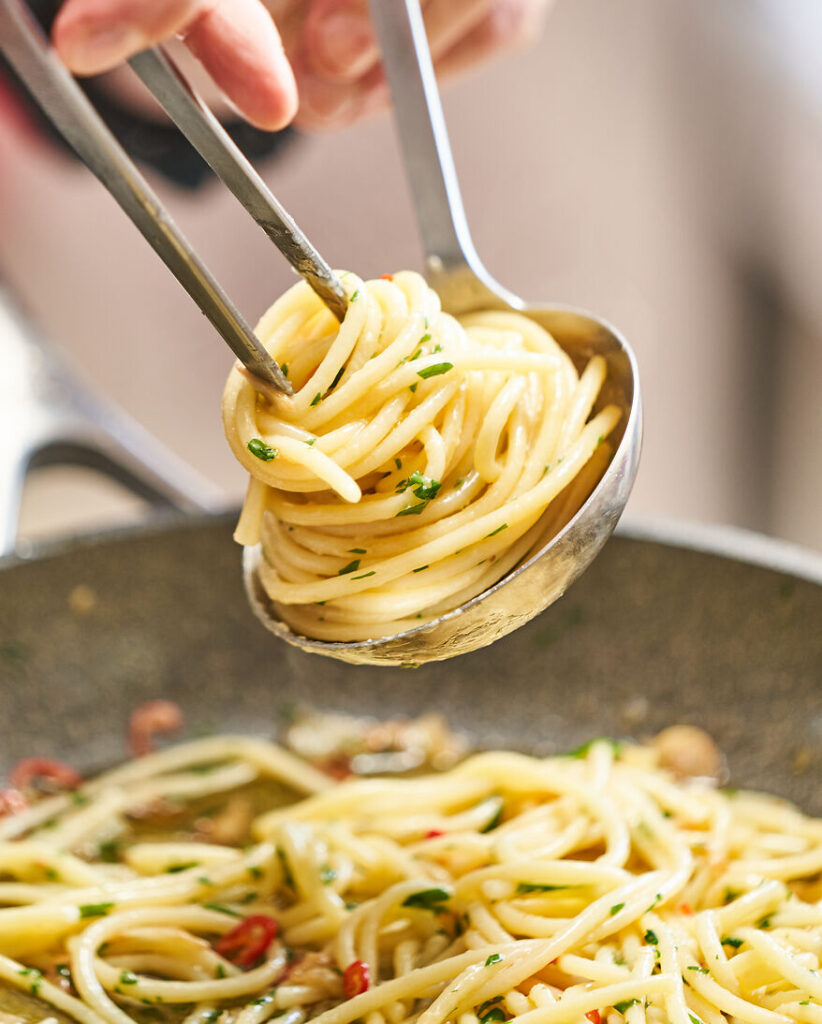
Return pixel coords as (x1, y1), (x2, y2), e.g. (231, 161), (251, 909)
(3, 510), (822, 588)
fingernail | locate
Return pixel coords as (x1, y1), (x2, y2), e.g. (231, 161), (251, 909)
(313, 10), (377, 79)
(63, 24), (148, 75)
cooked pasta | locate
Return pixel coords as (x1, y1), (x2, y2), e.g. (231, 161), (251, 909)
(222, 271), (621, 641)
(2, 727), (822, 1024)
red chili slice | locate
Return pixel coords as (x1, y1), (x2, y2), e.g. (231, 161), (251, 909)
(343, 959), (370, 999)
(586, 1012), (602, 1024)
(679, 902), (694, 916)
(129, 700), (184, 757)
(0, 788), (28, 817)
(10, 758), (81, 792)
(380, 274), (394, 281)
(425, 830), (444, 839)
(214, 915), (278, 968)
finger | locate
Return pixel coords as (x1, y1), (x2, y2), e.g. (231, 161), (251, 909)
(432, 0), (552, 80)
(301, 0), (492, 85)
(53, 0), (211, 74)
(53, 0), (297, 131)
(183, 2), (298, 130)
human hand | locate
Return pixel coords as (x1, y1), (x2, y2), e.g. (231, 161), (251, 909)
(53, 0), (553, 132)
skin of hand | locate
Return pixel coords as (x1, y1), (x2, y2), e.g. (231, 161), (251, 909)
(52, 0), (553, 132)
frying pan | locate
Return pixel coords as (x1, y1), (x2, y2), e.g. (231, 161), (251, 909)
(1, 299), (821, 814)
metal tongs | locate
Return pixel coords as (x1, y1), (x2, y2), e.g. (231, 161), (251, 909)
(0, 0), (349, 395)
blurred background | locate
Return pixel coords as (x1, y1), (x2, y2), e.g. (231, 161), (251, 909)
(1, 0), (821, 552)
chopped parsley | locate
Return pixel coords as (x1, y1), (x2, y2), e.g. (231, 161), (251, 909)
(613, 1000), (639, 1014)
(417, 361), (453, 379)
(479, 1010), (506, 1023)
(203, 902), (243, 918)
(166, 862), (198, 873)
(248, 865), (263, 880)
(408, 470), (441, 501)
(516, 882), (568, 894)
(568, 737), (623, 758)
(119, 970), (139, 986)
(394, 458), (402, 469)
(409, 382), (418, 393)
(688, 1015), (705, 1024)
(97, 838), (120, 862)
(321, 864), (337, 885)
(247, 438), (279, 461)
(348, 548), (367, 554)
(402, 887), (450, 911)
(79, 902), (115, 918)
(485, 953), (502, 966)
(337, 559), (361, 575)
(486, 524), (508, 538)
(644, 929), (659, 945)
(481, 803), (504, 833)
(18, 968), (42, 995)
(351, 571), (376, 580)
(396, 503), (427, 517)
(305, 438), (317, 446)
(610, 903), (625, 916)
(687, 965), (709, 974)
(311, 392), (322, 406)
(721, 936), (743, 949)
(412, 565), (429, 573)
(350, 289), (359, 302)
(329, 366), (345, 390)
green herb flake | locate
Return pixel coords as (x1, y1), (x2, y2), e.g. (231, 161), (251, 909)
(516, 882), (569, 894)
(417, 361), (453, 380)
(166, 862), (198, 873)
(281, 364), (289, 378)
(413, 565), (429, 573)
(394, 458), (402, 469)
(484, 953), (502, 966)
(338, 559), (361, 575)
(723, 888), (741, 904)
(408, 470), (441, 501)
(481, 804), (504, 833)
(329, 366), (345, 390)
(120, 970), (139, 986)
(215, 964), (227, 980)
(396, 502), (428, 517)
(644, 929), (659, 945)
(688, 1015), (705, 1024)
(18, 967), (42, 995)
(351, 571), (376, 580)
(479, 1010), (506, 1023)
(402, 887), (450, 911)
(72, 791), (90, 806)
(311, 392), (322, 406)
(350, 289), (359, 302)
(569, 737), (623, 758)
(277, 847), (295, 889)
(321, 865), (338, 884)
(97, 838), (120, 863)
(197, 876), (212, 886)
(687, 965), (709, 974)
(56, 964), (72, 982)
(756, 915), (772, 929)
(486, 524), (508, 538)
(348, 548), (367, 554)
(79, 902), (115, 919)
(248, 865), (263, 880)
(305, 438), (317, 446)
(720, 936), (743, 949)
(613, 1000), (640, 1014)
(409, 382), (419, 393)
(203, 902), (244, 918)
(247, 438), (279, 462)
(610, 902), (625, 916)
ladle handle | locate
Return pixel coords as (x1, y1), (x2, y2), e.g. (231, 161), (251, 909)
(368, 0), (521, 313)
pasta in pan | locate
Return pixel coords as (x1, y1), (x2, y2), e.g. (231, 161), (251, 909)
(1, 717), (822, 1024)
(222, 271), (621, 641)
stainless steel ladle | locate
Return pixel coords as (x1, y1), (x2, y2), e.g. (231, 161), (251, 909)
(243, 0), (642, 665)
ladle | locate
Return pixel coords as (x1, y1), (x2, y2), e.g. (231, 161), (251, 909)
(244, 0), (642, 665)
